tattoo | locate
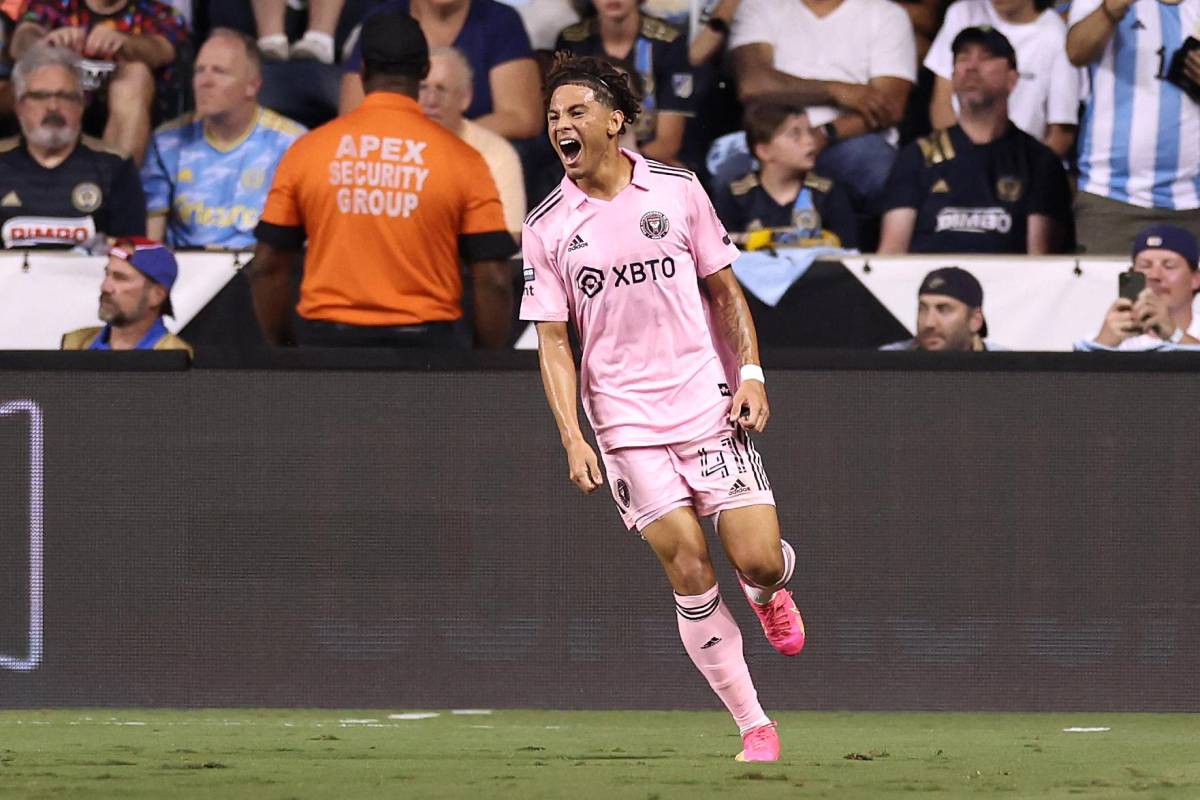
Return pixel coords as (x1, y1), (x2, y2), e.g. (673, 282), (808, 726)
(711, 281), (758, 366)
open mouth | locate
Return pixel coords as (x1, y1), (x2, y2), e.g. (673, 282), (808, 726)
(558, 137), (583, 166)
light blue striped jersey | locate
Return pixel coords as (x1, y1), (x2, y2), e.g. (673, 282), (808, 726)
(1070, 0), (1199, 210)
(141, 106), (306, 248)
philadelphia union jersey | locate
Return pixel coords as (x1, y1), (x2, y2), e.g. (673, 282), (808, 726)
(1069, 0), (1199, 210)
(520, 151), (741, 451)
(142, 107), (306, 248)
(0, 135), (145, 248)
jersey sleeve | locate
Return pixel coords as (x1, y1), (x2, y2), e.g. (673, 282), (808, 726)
(255, 140), (306, 250)
(654, 34), (699, 116)
(1067, 0), (1104, 26)
(728, 0), (775, 51)
(107, 156), (148, 237)
(487, 4), (535, 66)
(518, 227), (569, 322)
(457, 146), (517, 263)
(879, 142), (924, 212)
(687, 177), (740, 277)
(868, 0), (917, 82)
(923, 1), (963, 79)
(140, 132), (173, 216)
(1026, 145), (1072, 224)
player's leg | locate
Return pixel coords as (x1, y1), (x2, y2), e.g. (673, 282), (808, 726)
(680, 424), (804, 656)
(716, 503), (805, 657)
(640, 507), (778, 761)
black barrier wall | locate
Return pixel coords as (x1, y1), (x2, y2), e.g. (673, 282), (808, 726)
(1, 362), (1198, 710)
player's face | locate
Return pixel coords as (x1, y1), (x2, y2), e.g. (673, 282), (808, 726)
(1134, 248), (1200, 313)
(595, 0), (640, 21)
(916, 293), (981, 351)
(419, 53), (471, 128)
(762, 113), (818, 173)
(951, 44), (1017, 110)
(98, 258), (161, 326)
(16, 65), (84, 151)
(547, 83), (623, 180)
(193, 36), (261, 118)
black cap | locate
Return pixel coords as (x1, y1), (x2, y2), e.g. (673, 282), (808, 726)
(360, 10), (429, 77)
(951, 26), (1017, 70)
(919, 267), (988, 337)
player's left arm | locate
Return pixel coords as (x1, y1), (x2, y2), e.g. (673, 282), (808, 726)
(703, 267), (769, 432)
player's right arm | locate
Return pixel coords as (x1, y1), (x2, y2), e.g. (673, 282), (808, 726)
(535, 322), (603, 494)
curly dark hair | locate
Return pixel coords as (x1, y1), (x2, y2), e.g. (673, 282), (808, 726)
(543, 52), (642, 133)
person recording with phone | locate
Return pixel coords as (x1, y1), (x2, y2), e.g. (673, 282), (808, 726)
(1076, 224), (1200, 352)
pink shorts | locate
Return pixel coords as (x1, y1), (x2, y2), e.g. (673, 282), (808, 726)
(600, 420), (775, 532)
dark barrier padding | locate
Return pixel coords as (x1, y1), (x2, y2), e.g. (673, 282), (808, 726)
(0, 366), (1197, 710)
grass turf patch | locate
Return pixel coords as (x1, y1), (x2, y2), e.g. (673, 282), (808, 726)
(0, 710), (1196, 799)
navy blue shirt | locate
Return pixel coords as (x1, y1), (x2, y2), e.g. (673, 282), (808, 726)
(345, 0), (533, 120)
(712, 171), (859, 249)
(880, 124), (1071, 254)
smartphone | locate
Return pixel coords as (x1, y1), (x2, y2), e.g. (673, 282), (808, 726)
(1118, 270), (1146, 302)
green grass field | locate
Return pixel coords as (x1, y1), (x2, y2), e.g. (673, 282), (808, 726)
(1, 710), (1196, 799)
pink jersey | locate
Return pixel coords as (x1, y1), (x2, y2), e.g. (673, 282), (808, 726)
(520, 150), (742, 451)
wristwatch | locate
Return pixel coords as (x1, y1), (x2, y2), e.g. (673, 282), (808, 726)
(706, 16), (730, 34)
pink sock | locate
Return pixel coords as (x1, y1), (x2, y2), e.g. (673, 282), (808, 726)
(675, 584), (771, 734)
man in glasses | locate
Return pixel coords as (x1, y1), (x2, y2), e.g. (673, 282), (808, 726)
(0, 43), (145, 249)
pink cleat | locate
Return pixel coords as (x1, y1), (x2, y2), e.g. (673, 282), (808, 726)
(735, 721), (781, 762)
(741, 582), (806, 656)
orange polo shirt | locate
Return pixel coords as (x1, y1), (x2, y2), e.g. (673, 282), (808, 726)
(257, 92), (514, 326)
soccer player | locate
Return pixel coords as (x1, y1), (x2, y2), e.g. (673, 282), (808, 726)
(520, 54), (804, 763)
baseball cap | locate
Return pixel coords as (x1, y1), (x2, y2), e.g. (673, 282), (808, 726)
(919, 266), (988, 336)
(951, 26), (1018, 69)
(109, 237), (178, 317)
(360, 10), (429, 78)
(1131, 224), (1198, 270)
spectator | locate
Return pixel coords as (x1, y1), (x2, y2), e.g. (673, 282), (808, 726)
(878, 27), (1071, 254)
(712, 102), (858, 248)
(555, 0), (698, 166)
(60, 236), (192, 353)
(250, 9), (515, 349)
(502, 0), (580, 52)
(1066, 0), (1200, 252)
(898, 0), (950, 63)
(251, 0), (345, 63)
(420, 46), (525, 241)
(1077, 225), (1200, 351)
(11, 0), (189, 163)
(141, 29), (306, 248)
(1, 44), (144, 248)
(339, 0), (542, 140)
(880, 266), (1007, 350)
(728, 0), (916, 206)
(927, 0), (1081, 159)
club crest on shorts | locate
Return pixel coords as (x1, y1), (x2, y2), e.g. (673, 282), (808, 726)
(615, 478), (631, 508)
(640, 210), (670, 240)
(576, 266), (604, 298)
(71, 182), (101, 213)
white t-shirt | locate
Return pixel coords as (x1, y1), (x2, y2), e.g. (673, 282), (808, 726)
(729, 0), (917, 126)
(925, 0), (1083, 140)
(495, 0), (580, 50)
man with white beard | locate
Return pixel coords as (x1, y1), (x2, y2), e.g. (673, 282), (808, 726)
(0, 44), (145, 249)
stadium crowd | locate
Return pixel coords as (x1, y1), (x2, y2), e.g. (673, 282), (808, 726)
(0, 0), (1197, 352)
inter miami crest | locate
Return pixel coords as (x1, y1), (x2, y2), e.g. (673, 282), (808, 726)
(615, 478), (631, 508)
(640, 210), (669, 240)
(576, 266), (604, 298)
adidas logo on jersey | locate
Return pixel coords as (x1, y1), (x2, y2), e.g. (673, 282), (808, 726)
(931, 179), (950, 193)
(728, 479), (751, 497)
(1, 191), (21, 207)
(700, 636), (722, 649)
(567, 234), (588, 251)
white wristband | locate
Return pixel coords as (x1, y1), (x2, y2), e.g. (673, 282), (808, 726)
(739, 364), (765, 384)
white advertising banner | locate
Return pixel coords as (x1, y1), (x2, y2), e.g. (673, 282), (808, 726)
(0, 252), (241, 350)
